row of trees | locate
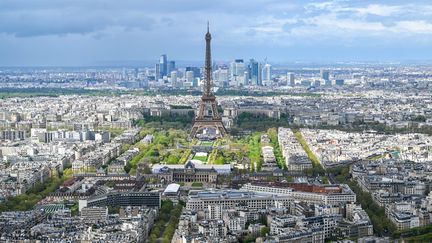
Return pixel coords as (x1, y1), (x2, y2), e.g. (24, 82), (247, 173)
(213, 148), (247, 166)
(233, 113), (291, 133)
(0, 169), (71, 212)
(393, 224), (432, 239)
(328, 166), (432, 239)
(267, 128), (287, 170)
(216, 88), (321, 97)
(0, 87), (106, 99)
(148, 200), (184, 243)
(135, 112), (195, 130)
(233, 111), (432, 138)
(294, 120), (432, 136)
(328, 166), (397, 236)
(292, 129), (325, 175)
(350, 180), (397, 235)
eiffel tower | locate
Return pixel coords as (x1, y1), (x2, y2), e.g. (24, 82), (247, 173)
(190, 23), (227, 138)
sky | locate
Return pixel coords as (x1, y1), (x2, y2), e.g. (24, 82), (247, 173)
(1, 0), (432, 66)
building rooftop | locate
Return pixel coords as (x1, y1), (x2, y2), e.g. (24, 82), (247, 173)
(164, 183), (180, 194)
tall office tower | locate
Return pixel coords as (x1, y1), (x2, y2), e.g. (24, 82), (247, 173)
(288, 72), (295, 86)
(243, 71), (249, 86)
(170, 71), (178, 87)
(262, 63), (272, 85)
(155, 64), (161, 80)
(249, 59), (260, 86)
(168, 61), (176, 73)
(160, 54), (168, 77)
(186, 66), (201, 79)
(122, 68), (127, 80)
(230, 59), (245, 79)
(214, 68), (229, 87)
(335, 79), (344, 86)
(320, 69), (330, 81)
(186, 71), (194, 84)
(229, 61), (235, 78)
(257, 63), (263, 86)
(134, 68), (139, 79)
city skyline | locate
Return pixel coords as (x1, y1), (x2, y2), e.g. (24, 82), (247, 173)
(2, 0), (432, 66)
(0, 4), (432, 240)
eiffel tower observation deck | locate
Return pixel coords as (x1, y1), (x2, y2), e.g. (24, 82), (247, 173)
(190, 23), (227, 139)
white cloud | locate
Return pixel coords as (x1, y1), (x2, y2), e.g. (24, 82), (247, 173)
(304, 14), (386, 31)
(307, 1), (403, 17)
(394, 20), (432, 34)
(353, 4), (402, 17)
(244, 1), (432, 43)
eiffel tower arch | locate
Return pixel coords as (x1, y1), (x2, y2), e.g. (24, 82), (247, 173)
(190, 23), (227, 139)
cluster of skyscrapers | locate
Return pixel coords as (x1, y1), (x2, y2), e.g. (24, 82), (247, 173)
(155, 54), (176, 80)
(154, 54), (201, 87)
(227, 59), (272, 86)
(153, 55), (275, 87)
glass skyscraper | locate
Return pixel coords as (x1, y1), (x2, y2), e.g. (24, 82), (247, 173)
(159, 54), (168, 77)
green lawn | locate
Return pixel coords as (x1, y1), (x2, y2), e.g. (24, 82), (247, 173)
(124, 128), (190, 174)
(192, 155), (208, 162)
(191, 182), (203, 187)
(249, 133), (262, 171)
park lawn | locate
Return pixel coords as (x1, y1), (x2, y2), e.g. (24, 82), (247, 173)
(248, 133), (262, 171)
(191, 182), (203, 187)
(192, 155), (208, 162)
(125, 128), (191, 173)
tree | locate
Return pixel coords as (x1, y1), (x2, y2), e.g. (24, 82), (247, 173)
(166, 154), (180, 164)
(124, 163), (132, 173)
(413, 115), (426, 122)
(215, 156), (226, 164)
(261, 227), (270, 237)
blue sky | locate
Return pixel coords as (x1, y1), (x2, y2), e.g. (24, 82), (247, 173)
(1, 0), (432, 66)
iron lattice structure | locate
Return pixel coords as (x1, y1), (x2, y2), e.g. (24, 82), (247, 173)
(190, 23), (227, 138)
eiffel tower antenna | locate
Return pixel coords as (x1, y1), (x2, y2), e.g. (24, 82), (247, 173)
(190, 23), (227, 139)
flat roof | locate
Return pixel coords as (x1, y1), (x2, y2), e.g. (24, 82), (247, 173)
(164, 183), (180, 194)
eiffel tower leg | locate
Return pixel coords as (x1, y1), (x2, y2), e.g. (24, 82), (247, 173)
(190, 125), (199, 138)
(217, 124), (226, 136)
